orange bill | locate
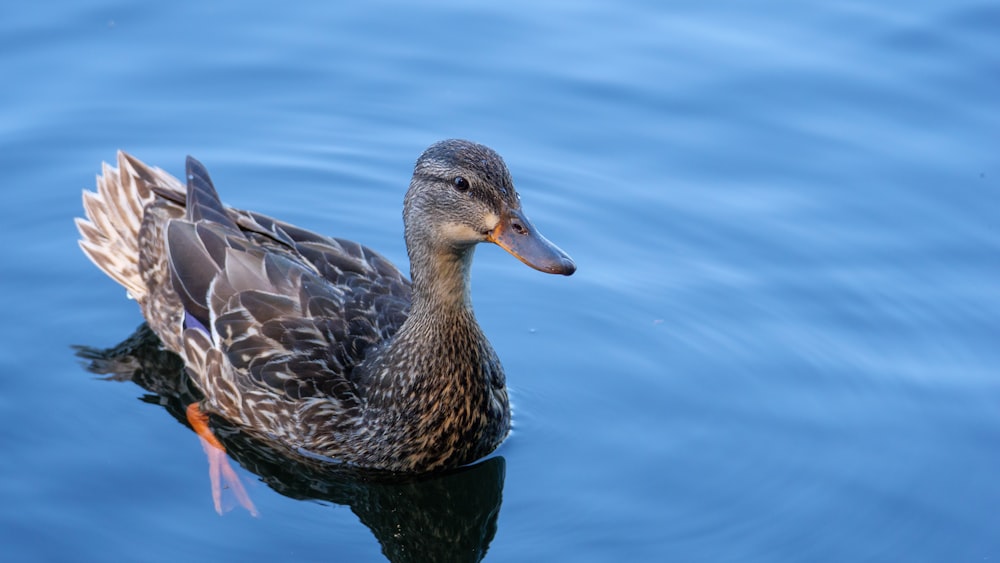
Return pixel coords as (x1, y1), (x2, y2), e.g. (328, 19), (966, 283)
(487, 208), (576, 276)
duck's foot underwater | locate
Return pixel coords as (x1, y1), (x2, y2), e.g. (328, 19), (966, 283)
(185, 403), (258, 517)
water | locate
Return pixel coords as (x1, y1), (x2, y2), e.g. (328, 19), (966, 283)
(2, 0), (998, 561)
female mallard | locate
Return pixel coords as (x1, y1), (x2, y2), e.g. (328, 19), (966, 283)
(76, 140), (574, 511)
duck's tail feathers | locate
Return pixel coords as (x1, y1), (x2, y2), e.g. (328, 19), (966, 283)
(75, 151), (184, 301)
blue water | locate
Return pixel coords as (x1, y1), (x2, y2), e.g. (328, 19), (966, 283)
(2, 1), (998, 561)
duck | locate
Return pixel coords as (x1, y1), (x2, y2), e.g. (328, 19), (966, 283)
(76, 140), (575, 513)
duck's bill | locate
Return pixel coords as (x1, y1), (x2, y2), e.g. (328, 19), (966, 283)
(487, 208), (576, 276)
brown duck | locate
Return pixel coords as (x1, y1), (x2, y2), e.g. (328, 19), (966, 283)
(76, 140), (575, 513)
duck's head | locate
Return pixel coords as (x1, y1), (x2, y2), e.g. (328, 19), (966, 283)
(404, 139), (576, 276)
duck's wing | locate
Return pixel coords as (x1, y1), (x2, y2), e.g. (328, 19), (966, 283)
(164, 157), (411, 416)
(232, 210), (412, 344)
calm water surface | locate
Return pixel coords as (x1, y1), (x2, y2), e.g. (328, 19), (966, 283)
(2, 1), (998, 561)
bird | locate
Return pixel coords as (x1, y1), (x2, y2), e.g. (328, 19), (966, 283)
(76, 139), (575, 514)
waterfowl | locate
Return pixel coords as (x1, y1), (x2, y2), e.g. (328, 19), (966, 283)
(76, 140), (574, 512)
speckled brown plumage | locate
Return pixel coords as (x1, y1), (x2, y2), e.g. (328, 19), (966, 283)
(76, 140), (575, 472)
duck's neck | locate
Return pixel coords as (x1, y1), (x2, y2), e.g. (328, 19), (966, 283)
(407, 241), (477, 320)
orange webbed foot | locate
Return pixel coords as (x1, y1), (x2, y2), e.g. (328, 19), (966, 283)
(185, 403), (258, 517)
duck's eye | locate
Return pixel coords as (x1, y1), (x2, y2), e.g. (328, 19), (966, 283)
(452, 176), (470, 192)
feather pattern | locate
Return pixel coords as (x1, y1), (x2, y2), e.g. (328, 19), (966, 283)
(76, 140), (574, 472)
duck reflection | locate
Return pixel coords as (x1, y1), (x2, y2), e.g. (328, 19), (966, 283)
(75, 324), (504, 563)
